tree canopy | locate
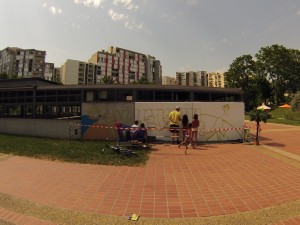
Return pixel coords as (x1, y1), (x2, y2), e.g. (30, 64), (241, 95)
(226, 44), (300, 111)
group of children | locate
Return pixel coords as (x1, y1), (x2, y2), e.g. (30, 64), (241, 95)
(168, 106), (200, 154)
(178, 113), (199, 152)
(130, 120), (147, 143)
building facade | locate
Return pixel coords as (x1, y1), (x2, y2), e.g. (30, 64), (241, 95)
(60, 59), (100, 85)
(44, 63), (55, 81)
(176, 71), (208, 86)
(176, 71), (225, 87)
(15, 49), (46, 78)
(0, 47), (21, 78)
(162, 76), (176, 85)
(207, 72), (225, 88)
(0, 78), (243, 119)
(89, 46), (162, 85)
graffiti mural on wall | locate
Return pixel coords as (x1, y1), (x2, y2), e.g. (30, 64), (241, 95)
(81, 102), (134, 140)
(135, 102), (244, 142)
(81, 102), (244, 141)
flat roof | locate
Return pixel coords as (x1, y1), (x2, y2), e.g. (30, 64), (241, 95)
(0, 78), (242, 94)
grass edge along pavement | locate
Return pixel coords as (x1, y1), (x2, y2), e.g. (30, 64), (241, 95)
(0, 134), (150, 167)
(0, 192), (300, 225)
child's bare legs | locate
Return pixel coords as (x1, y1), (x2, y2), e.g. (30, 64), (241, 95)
(178, 140), (187, 148)
(193, 131), (198, 146)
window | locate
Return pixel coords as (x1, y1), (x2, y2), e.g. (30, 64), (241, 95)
(155, 91), (172, 101)
(136, 90), (153, 101)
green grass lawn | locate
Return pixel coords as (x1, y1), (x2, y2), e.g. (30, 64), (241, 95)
(0, 135), (150, 166)
(246, 107), (300, 126)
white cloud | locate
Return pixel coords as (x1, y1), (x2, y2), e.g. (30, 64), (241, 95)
(74, 0), (105, 8)
(108, 9), (149, 33)
(113, 0), (138, 10)
(161, 12), (184, 24)
(108, 9), (128, 22)
(185, 0), (199, 6)
(297, 10), (300, 16)
(49, 6), (62, 15)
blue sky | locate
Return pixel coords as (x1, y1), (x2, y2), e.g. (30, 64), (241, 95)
(1, 0), (300, 76)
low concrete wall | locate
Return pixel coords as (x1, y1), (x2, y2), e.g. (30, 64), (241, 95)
(0, 118), (81, 139)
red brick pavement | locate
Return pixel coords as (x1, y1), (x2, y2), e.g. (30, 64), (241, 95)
(0, 122), (299, 222)
(246, 121), (300, 156)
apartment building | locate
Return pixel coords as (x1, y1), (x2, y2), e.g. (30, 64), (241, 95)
(0, 47), (20, 78)
(89, 46), (162, 84)
(15, 49), (46, 78)
(0, 47), (46, 79)
(176, 71), (208, 86)
(207, 72), (225, 88)
(44, 63), (54, 81)
(162, 76), (176, 85)
(52, 67), (61, 83)
(175, 71), (225, 87)
(60, 59), (100, 85)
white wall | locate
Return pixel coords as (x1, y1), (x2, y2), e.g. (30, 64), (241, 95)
(135, 102), (244, 142)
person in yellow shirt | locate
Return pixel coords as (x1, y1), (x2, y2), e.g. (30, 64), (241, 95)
(169, 106), (182, 144)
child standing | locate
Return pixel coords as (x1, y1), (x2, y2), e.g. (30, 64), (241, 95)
(191, 114), (199, 146)
(178, 123), (195, 154)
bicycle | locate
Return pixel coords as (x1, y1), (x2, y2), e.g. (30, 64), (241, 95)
(102, 139), (138, 157)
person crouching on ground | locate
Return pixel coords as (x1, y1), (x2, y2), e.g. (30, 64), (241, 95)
(169, 106), (182, 144)
(178, 123), (195, 154)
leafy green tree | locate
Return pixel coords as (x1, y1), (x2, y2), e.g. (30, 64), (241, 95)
(249, 109), (269, 145)
(225, 55), (256, 111)
(137, 76), (151, 84)
(253, 75), (272, 105)
(101, 76), (114, 84)
(255, 44), (300, 105)
(132, 76), (152, 84)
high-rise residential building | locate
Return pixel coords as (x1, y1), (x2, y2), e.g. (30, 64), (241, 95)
(0, 47), (21, 78)
(176, 71), (208, 86)
(175, 71), (225, 88)
(53, 67), (61, 83)
(44, 63), (54, 81)
(60, 59), (99, 85)
(162, 76), (176, 85)
(15, 49), (46, 78)
(89, 46), (162, 84)
(207, 72), (225, 88)
(1, 47), (46, 79)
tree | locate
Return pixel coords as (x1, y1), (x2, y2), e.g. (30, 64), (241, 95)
(101, 76), (114, 84)
(291, 91), (300, 112)
(225, 55), (256, 111)
(132, 76), (151, 84)
(249, 109), (269, 145)
(255, 44), (300, 105)
(253, 75), (272, 105)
